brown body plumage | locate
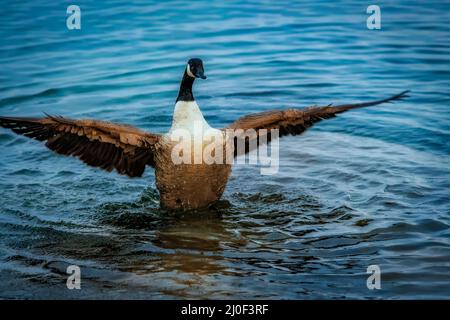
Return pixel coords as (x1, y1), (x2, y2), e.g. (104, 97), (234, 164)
(154, 138), (232, 210)
(0, 59), (410, 211)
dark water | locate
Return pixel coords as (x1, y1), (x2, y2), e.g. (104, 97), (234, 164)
(0, 0), (449, 299)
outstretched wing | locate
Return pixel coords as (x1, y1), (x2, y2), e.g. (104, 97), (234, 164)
(0, 115), (160, 177)
(224, 91), (410, 156)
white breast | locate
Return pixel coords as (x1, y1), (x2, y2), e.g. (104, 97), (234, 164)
(167, 101), (221, 139)
(164, 100), (228, 166)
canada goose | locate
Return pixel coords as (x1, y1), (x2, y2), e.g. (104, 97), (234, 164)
(0, 58), (409, 210)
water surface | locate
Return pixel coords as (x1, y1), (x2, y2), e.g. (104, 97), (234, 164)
(0, 0), (449, 299)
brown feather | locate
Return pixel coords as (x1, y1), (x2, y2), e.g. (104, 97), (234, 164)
(0, 115), (160, 177)
(224, 91), (410, 156)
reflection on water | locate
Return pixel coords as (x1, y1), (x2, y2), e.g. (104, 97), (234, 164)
(3, 135), (449, 299)
(0, 0), (450, 299)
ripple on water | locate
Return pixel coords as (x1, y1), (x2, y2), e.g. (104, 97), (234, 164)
(0, 0), (449, 299)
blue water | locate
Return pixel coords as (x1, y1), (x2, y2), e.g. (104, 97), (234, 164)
(0, 0), (449, 299)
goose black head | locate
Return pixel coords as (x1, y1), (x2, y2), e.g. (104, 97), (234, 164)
(186, 58), (207, 79)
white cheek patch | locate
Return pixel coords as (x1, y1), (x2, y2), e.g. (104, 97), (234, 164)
(186, 64), (195, 78)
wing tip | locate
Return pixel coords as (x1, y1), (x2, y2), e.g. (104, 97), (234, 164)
(392, 90), (411, 101)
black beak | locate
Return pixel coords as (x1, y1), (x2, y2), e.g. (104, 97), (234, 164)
(196, 71), (207, 79)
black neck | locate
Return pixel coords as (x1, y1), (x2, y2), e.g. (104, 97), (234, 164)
(176, 71), (195, 102)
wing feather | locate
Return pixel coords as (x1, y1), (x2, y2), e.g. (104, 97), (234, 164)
(0, 115), (160, 177)
(224, 91), (410, 156)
